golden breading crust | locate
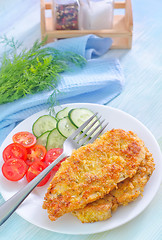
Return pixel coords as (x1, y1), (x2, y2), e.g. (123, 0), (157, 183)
(43, 129), (146, 221)
(72, 195), (118, 223)
(73, 148), (155, 223)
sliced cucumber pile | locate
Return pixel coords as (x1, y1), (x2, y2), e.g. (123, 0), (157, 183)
(32, 115), (57, 137)
(32, 107), (101, 151)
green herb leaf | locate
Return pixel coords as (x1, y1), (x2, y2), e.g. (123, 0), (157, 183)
(0, 36), (86, 107)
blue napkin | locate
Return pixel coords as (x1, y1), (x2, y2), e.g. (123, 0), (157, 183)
(0, 34), (124, 146)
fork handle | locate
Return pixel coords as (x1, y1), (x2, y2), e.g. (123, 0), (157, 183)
(0, 152), (66, 226)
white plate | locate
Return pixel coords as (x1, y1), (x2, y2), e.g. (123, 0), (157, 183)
(0, 103), (162, 235)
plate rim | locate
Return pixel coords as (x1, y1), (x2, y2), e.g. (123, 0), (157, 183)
(0, 102), (162, 235)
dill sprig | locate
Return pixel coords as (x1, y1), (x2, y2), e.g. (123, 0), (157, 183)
(0, 36), (86, 106)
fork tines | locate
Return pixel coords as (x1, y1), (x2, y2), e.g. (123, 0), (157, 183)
(87, 122), (108, 144)
(70, 113), (108, 146)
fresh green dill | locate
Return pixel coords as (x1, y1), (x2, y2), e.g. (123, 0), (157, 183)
(0, 36), (86, 106)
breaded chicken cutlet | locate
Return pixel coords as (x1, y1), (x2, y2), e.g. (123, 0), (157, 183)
(43, 129), (146, 221)
(73, 148), (155, 223)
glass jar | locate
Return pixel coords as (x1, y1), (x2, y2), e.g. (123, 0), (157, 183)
(54, 0), (80, 30)
(79, 0), (114, 30)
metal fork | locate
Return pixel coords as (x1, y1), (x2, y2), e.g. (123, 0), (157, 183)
(0, 113), (108, 226)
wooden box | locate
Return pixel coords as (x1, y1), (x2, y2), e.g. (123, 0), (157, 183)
(40, 0), (133, 49)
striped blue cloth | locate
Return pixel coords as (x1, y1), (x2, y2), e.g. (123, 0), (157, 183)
(0, 34), (124, 146)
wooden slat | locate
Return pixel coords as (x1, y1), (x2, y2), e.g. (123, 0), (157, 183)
(46, 29), (131, 38)
(114, 2), (126, 9)
(112, 37), (131, 49)
(113, 15), (126, 30)
(125, 0), (133, 47)
(125, 0), (133, 31)
(51, 0), (55, 32)
(45, 2), (52, 10)
(45, 1), (126, 10)
(40, 0), (46, 40)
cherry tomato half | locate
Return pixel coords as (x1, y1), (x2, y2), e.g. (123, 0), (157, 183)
(26, 162), (51, 187)
(12, 131), (36, 148)
(2, 158), (27, 181)
(26, 145), (47, 166)
(3, 143), (27, 162)
(44, 148), (66, 173)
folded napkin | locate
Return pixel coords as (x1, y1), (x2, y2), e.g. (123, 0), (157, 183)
(0, 34), (124, 146)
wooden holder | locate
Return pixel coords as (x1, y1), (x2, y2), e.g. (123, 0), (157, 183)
(40, 0), (133, 49)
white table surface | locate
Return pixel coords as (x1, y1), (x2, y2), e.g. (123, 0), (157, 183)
(0, 0), (162, 239)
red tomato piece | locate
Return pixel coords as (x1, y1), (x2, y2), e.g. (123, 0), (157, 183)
(12, 131), (36, 148)
(26, 162), (51, 187)
(2, 158), (27, 181)
(3, 143), (27, 162)
(26, 145), (47, 166)
(44, 148), (66, 173)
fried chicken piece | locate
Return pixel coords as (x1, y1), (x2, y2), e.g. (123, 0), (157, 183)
(73, 148), (155, 223)
(43, 129), (146, 221)
(73, 195), (118, 223)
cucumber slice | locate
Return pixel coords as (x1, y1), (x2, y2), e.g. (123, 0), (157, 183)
(32, 115), (57, 137)
(56, 107), (72, 119)
(46, 128), (66, 151)
(69, 108), (101, 137)
(36, 131), (50, 147)
(57, 117), (77, 138)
